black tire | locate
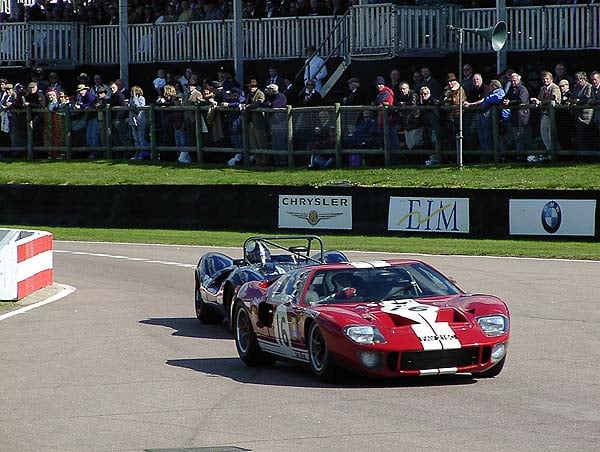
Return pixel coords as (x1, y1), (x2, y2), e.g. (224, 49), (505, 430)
(472, 356), (506, 378)
(308, 322), (338, 383)
(195, 281), (222, 324)
(234, 303), (274, 366)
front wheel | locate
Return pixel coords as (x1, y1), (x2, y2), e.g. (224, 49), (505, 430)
(308, 322), (338, 383)
(195, 282), (221, 324)
(234, 303), (274, 367)
(472, 356), (506, 378)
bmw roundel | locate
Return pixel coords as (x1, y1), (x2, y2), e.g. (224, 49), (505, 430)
(541, 201), (561, 233)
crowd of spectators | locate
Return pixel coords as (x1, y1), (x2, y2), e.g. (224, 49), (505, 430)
(1, 52), (599, 166)
(1, 0), (592, 25)
(1, 0), (356, 24)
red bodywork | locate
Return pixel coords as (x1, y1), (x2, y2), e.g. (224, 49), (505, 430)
(235, 260), (510, 378)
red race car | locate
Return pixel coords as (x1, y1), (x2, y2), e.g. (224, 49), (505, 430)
(233, 259), (509, 382)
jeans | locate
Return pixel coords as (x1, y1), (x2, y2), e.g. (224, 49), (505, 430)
(86, 118), (100, 147)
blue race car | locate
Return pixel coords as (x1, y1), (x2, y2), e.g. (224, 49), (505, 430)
(194, 235), (348, 329)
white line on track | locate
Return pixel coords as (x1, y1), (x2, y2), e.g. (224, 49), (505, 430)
(54, 250), (196, 268)
(0, 284), (76, 321)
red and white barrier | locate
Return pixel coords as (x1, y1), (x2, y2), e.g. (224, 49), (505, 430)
(0, 229), (53, 301)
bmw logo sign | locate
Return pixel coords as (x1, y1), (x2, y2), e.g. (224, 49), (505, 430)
(541, 201), (561, 233)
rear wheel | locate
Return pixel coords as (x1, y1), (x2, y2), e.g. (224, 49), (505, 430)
(234, 303), (274, 366)
(308, 323), (338, 383)
(195, 282), (221, 324)
(472, 356), (506, 378)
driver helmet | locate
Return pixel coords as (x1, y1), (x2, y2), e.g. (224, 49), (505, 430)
(245, 240), (271, 264)
(332, 271), (354, 289)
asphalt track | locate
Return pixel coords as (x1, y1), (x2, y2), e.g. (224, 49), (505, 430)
(1, 241), (599, 452)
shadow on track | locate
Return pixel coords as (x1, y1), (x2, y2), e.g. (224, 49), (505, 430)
(166, 357), (478, 389)
(140, 317), (232, 340)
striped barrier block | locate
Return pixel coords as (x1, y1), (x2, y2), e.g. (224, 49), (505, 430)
(0, 229), (53, 301)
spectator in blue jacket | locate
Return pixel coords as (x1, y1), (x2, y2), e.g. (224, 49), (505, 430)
(463, 79), (508, 159)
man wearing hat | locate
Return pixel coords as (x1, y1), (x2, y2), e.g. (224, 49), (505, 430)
(304, 45), (328, 93)
(75, 84), (100, 155)
(244, 78), (269, 164)
(440, 72), (466, 151)
(342, 77), (366, 129)
(264, 83), (288, 164)
(25, 81), (46, 147)
(343, 77), (366, 106)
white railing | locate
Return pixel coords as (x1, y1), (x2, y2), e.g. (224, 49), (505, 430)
(0, 23), (28, 65)
(349, 4), (395, 56)
(396, 5), (457, 53)
(544, 4), (595, 50)
(460, 4), (600, 52)
(29, 22), (84, 65)
(5, 4), (600, 67)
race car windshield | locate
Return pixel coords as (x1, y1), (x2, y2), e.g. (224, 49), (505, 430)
(308, 264), (460, 304)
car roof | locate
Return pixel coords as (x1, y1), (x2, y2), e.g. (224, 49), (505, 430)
(309, 259), (425, 272)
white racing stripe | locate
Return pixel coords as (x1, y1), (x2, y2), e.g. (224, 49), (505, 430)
(350, 261), (391, 269)
(420, 367), (458, 376)
(381, 300), (461, 351)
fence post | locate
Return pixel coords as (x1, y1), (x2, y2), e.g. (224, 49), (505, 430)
(286, 105), (294, 168)
(194, 106), (204, 164)
(382, 106), (391, 167)
(335, 103), (342, 168)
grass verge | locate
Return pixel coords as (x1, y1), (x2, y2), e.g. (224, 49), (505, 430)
(2, 160), (600, 189)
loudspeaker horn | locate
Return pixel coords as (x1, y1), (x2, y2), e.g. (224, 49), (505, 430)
(463, 21), (507, 52)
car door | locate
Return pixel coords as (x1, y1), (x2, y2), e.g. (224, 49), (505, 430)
(263, 269), (312, 361)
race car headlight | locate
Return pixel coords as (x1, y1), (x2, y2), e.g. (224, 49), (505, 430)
(343, 325), (387, 345)
(477, 315), (509, 337)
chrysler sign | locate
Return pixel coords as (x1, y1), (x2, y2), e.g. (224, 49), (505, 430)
(278, 195), (352, 229)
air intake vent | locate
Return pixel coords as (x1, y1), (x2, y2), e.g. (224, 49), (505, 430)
(400, 347), (480, 371)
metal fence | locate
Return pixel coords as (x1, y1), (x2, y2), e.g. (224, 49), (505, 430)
(2, 103), (598, 167)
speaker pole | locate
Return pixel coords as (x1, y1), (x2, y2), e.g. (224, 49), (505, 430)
(448, 21), (507, 168)
(457, 27), (464, 169)
(496, 0), (507, 73)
